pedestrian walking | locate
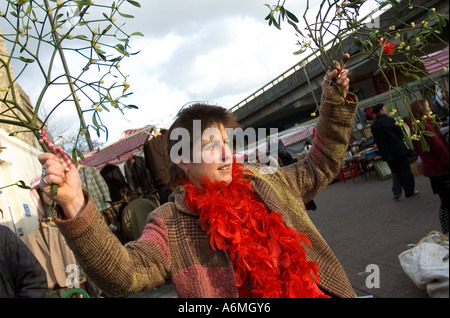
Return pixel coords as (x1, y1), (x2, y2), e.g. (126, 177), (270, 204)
(407, 99), (449, 235)
(370, 103), (418, 200)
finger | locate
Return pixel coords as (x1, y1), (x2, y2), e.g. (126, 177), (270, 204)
(336, 69), (349, 84)
(339, 78), (350, 90)
(41, 176), (50, 187)
(326, 69), (338, 80)
(341, 53), (350, 69)
(46, 164), (66, 182)
(38, 152), (60, 165)
(43, 173), (65, 188)
(42, 156), (65, 173)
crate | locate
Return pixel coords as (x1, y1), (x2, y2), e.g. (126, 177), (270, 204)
(338, 164), (359, 181)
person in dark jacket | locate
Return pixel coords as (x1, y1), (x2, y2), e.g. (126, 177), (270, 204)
(0, 225), (47, 297)
(370, 103), (418, 200)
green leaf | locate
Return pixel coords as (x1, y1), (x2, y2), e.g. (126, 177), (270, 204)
(438, 15), (447, 28)
(114, 44), (129, 56)
(404, 137), (414, 150)
(15, 180), (30, 190)
(17, 56), (35, 63)
(428, 9), (438, 21)
(272, 18), (281, 30)
(126, 0), (141, 7)
(287, 19), (302, 34)
(100, 102), (110, 112)
(401, 121), (411, 139)
(126, 104), (139, 109)
(95, 48), (106, 61)
(293, 48), (306, 55)
(25, 3), (32, 15)
(17, 0), (31, 5)
(108, 56), (122, 62)
(74, 0), (92, 8)
(419, 135), (430, 152)
(101, 24), (112, 35)
(72, 148), (78, 164)
(76, 148), (85, 161)
(118, 11), (134, 19)
(105, 95), (114, 104)
(285, 9), (299, 23)
(421, 130), (434, 137)
(92, 112), (100, 129)
(95, 48), (106, 55)
(130, 31), (144, 37)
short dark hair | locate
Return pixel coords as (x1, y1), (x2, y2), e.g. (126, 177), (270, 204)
(372, 103), (384, 114)
(119, 188), (137, 198)
(167, 103), (240, 187)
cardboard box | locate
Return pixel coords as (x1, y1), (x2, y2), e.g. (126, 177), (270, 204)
(410, 161), (423, 176)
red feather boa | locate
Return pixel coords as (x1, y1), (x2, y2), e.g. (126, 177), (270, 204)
(182, 163), (329, 298)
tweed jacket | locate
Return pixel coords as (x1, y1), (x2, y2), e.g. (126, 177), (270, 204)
(54, 95), (358, 298)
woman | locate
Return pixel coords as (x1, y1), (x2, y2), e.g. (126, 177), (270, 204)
(408, 100), (449, 235)
(38, 56), (358, 298)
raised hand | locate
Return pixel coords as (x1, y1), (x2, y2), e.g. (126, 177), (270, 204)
(321, 53), (351, 104)
(39, 153), (85, 219)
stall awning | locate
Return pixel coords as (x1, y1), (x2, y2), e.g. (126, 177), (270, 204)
(422, 47), (449, 75)
(81, 125), (155, 169)
(234, 123), (316, 161)
(279, 124), (316, 146)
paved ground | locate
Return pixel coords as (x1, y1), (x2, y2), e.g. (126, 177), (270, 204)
(309, 171), (442, 298)
(128, 171), (445, 298)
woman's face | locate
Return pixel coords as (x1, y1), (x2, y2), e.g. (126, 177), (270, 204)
(180, 124), (233, 188)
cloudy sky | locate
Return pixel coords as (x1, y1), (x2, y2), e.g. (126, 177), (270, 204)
(94, 0), (308, 143)
(14, 0), (307, 145)
(3, 0), (379, 146)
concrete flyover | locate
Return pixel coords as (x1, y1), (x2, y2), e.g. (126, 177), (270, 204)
(231, 0), (449, 132)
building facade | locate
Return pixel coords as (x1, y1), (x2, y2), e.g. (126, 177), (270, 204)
(1, 26), (45, 241)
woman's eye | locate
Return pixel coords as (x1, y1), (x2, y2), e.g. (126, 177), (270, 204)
(204, 143), (216, 152)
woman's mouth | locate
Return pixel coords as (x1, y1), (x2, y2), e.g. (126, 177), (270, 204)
(217, 164), (231, 171)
